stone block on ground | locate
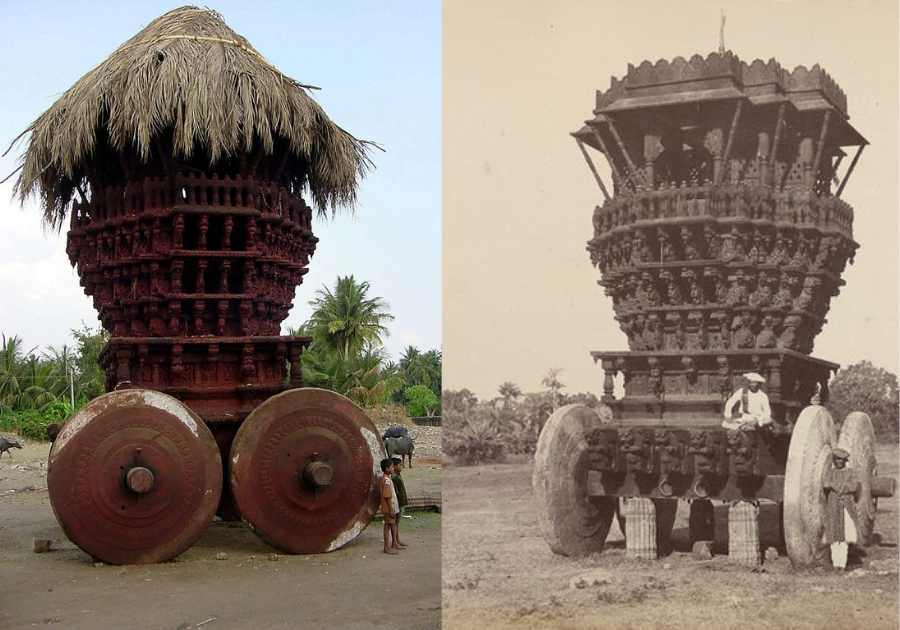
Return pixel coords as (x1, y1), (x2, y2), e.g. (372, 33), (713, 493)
(32, 538), (53, 553)
(692, 540), (714, 559)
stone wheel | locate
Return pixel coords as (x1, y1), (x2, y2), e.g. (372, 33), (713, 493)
(48, 390), (222, 565)
(783, 405), (836, 567)
(533, 404), (616, 556)
(837, 411), (877, 546)
(229, 388), (382, 554)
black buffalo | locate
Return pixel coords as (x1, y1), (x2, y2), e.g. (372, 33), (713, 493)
(383, 435), (415, 468)
(0, 437), (24, 459)
(382, 425), (418, 441)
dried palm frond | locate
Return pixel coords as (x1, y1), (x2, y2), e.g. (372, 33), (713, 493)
(11, 6), (376, 230)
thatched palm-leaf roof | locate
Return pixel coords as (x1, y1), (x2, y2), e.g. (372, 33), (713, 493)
(11, 6), (375, 230)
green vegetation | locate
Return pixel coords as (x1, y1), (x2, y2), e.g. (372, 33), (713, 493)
(287, 275), (440, 418)
(0, 327), (108, 440)
(826, 360), (899, 440)
(1, 275), (442, 439)
(404, 384), (441, 417)
(446, 362), (900, 466)
(444, 370), (603, 465)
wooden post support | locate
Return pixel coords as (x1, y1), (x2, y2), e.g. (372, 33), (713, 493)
(810, 110), (833, 190)
(835, 144), (865, 198)
(574, 137), (611, 201)
(728, 501), (761, 565)
(716, 99), (744, 185)
(607, 119), (646, 190)
(624, 497), (657, 559)
(590, 125), (627, 192)
(768, 104), (785, 188)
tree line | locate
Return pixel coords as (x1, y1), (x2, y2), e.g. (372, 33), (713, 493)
(443, 361), (898, 466)
(0, 275), (440, 440)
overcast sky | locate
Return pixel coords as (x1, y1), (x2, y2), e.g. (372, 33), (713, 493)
(444, 0), (899, 399)
(0, 1), (440, 362)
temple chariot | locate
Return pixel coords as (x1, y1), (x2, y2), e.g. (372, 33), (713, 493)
(533, 51), (895, 566)
(11, 6), (384, 564)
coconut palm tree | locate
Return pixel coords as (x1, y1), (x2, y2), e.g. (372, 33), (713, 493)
(304, 275), (394, 359)
(498, 381), (522, 407)
(541, 367), (566, 410)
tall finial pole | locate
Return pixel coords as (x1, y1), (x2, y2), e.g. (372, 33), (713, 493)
(719, 9), (727, 54)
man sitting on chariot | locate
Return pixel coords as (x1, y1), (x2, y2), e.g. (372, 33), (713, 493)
(722, 372), (772, 431)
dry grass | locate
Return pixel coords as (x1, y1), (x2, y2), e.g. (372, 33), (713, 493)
(10, 6), (374, 230)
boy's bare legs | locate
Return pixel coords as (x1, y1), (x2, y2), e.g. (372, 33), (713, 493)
(395, 512), (408, 547)
(383, 520), (397, 554)
(391, 522), (404, 550)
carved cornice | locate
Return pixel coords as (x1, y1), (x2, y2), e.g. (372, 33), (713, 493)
(786, 64), (848, 117)
(594, 51), (848, 118)
(627, 52), (743, 87)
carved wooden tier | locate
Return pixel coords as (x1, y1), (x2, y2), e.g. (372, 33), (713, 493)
(573, 51), (866, 421)
(66, 174), (317, 339)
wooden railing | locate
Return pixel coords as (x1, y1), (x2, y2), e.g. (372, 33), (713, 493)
(592, 185), (854, 237)
(71, 173), (312, 231)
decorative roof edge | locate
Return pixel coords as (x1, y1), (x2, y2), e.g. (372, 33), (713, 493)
(595, 52), (848, 118)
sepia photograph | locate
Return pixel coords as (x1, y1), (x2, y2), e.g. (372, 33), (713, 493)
(443, 1), (898, 628)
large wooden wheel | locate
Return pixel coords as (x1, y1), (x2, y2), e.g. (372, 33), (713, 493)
(229, 388), (382, 554)
(783, 405), (836, 567)
(48, 390), (222, 565)
(836, 411), (877, 546)
(533, 404), (616, 556)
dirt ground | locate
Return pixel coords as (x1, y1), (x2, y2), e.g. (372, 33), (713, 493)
(442, 444), (899, 630)
(0, 425), (441, 630)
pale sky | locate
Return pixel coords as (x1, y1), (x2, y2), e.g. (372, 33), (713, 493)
(443, 0), (899, 399)
(0, 1), (441, 362)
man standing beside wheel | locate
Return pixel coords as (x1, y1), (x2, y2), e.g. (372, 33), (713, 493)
(722, 372), (772, 430)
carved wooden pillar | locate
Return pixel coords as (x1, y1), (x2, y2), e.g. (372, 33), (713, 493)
(198, 215), (209, 249)
(601, 358), (617, 402)
(799, 137), (815, 189)
(644, 134), (662, 189)
(767, 358), (782, 403)
(705, 128), (724, 184)
(757, 132), (770, 187)
(197, 260), (207, 294)
(289, 345), (304, 389)
(115, 347), (132, 386)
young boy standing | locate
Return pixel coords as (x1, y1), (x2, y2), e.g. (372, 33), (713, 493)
(380, 458), (401, 554)
(391, 457), (409, 548)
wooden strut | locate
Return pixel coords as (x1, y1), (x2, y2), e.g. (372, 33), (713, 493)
(810, 110), (832, 190)
(606, 119), (646, 189)
(835, 144), (865, 198)
(574, 137), (611, 201)
(830, 153), (845, 187)
(716, 99), (744, 185)
(767, 104), (785, 187)
(590, 125), (627, 192)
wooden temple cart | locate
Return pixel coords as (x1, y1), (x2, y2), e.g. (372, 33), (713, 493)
(12, 7), (384, 564)
(533, 52), (895, 567)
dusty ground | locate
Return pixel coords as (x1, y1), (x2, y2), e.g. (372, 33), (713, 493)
(442, 444), (899, 630)
(0, 425), (441, 630)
